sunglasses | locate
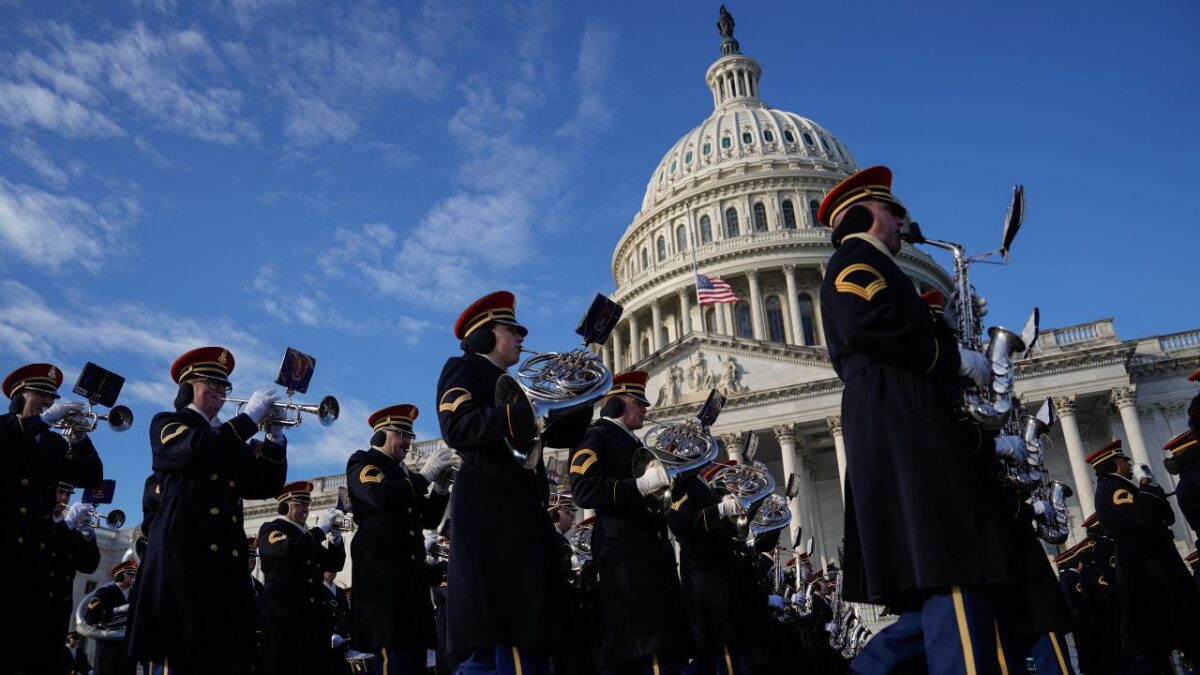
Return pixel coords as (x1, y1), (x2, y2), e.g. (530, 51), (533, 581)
(886, 202), (908, 220)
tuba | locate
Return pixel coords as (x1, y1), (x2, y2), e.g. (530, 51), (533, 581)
(496, 295), (621, 470)
(903, 185), (1028, 430)
(74, 583), (126, 642)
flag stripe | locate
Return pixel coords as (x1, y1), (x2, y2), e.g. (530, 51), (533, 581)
(696, 273), (738, 304)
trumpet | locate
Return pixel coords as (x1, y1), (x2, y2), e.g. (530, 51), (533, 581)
(331, 510), (354, 532)
(52, 402), (134, 437)
(91, 508), (127, 530)
(405, 442), (461, 483)
(222, 393), (339, 428)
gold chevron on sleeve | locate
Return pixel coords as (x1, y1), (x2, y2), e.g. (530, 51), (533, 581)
(571, 449), (598, 475)
(358, 465), (384, 485)
(160, 423), (189, 446)
(1112, 489), (1133, 505)
(438, 388), (472, 413)
(267, 531), (288, 544)
(834, 263), (888, 301)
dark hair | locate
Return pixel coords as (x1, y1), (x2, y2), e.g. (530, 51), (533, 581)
(174, 382), (194, 410)
(460, 324), (497, 354)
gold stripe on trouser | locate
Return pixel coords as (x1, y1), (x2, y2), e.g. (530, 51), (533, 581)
(652, 651), (661, 675)
(1048, 632), (1069, 674)
(512, 646), (524, 675)
(993, 621), (1009, 675)
(382, 647), (390, 674)
(723, 644), (734, 675)
(951, 585), (979, 675)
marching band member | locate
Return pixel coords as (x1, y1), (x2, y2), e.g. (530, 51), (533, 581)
(48, 482), (101, 647)
(86, 560), (138, 675)
(3, 362), (104, 675)
(1088, 440), (1200, 670)
(435, 291), (564, 675)
(258, 481), (346, 675)
(816, 166), (1011, 674)
(345, 404), (452, 675)
(322, 570), (353, 674)
(1164, 370), (1199, 538)
(63, 631), (92, 675)
(569, 370), (692, 675)
(666, 465), (756, 675)
(129, 346), (289, 674)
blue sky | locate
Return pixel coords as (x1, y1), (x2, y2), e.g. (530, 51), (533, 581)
(2, 0), (1198, 517)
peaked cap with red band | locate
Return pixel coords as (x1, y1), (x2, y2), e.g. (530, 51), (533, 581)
(276, 480), (315, 504)
(817, 165), (907, 231)
(609, 369), (650, 405)
(921, 290), (946, 316)
(1189, 369), (1200, 382)
(1086, 439), (1126, 468)
(369, 404), (418, 435)
(1164, 429), (1197, 457)
(111, 560), (138, 577)
(454, 290), (527, 340)
(1185, 550), (1199, 566)
(2, 363), (63, 399)
(171, 346), (235, 384)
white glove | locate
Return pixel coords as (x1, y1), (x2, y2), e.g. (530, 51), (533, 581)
(40, 400), (82, 424)
(424, 531), (439, 553)
(1133, 463), (1157, 486)
(994, 436), (1027, 462)
(420, 447), (454, 483)
(65, 503), (93, 529)
(767, 594), (785, 610)
(265, 423), (286, 445)
(958, 348), (992, 390)
(242, 388), (279, 425)
(431, 477), (450, 495)
(316, 508), (338, 535)
(635, 460), (669, 497)
(331, 634), (345, 650)
(1031, 499), (1053, 519)
(76, 522), (96, 541)
(718, 494), (745, 518)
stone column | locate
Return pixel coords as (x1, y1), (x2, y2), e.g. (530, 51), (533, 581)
(826, 415), (847, 503)
(1111, 386), (1156, 475)
(601, 344), (612, 371)
(783, 264), (802, 346)
(678, 288), (693, 335)
(746, 269), (765, 340)
(721, 303), (734, 336)
(650, 301), (663, 353)
(612, 328), (624, 371)
(1053, 396), (1095, 517)
(774, 424), (805, 544)
(629, 312), (642, 364)
(720, 433), (743, 464)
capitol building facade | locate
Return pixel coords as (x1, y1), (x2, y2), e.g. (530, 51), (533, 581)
(236, 17), (1200, 583)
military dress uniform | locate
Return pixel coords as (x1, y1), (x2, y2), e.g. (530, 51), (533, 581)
(129, 347), (288, 673)
(435, 291), (566, 675)
(1088, 440), (1200, 665)
(323, 579), (352, 674)
(345, 404), (450, 674)
(816, 166), (1010, 675)
(570, 371), (691, 675)
(666, 470), (757, 675)
(1164, 428), (1200, 539)
(2, 363), (104, 675)
(258, 481), (347, 675)
(48, 483), (101, 641)
(63, 633), (92, 675)
(86, 561), (138, 675)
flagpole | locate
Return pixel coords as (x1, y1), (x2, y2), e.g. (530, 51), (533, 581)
(688, 221), (704, 333)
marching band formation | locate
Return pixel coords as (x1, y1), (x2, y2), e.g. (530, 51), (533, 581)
(5, 163), (1200, 675)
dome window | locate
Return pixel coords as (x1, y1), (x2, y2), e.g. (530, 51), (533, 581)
(741, 131), (753, 145)
(703, 142), (712, 156)
(809, 199), (820, 226)
(685, 150), (694, 164)
(725, 208), (740, 237)
(753, 203), (767, 232)
(820, 137), (830, 150)
(676, 224), (687, 252)
(802, 132), (814, 145)
(766, 296), (786, 343)
(782, 200), (797, 229)
(784, 129), (796, 143)
(763, 129), (775, 142)
(798, 293), (818, 345)
(700, 215), (713, 244)
(734, 302), (753, 338)
(670, 160), (677, 174)
(721, 136), (732, 150)
(657, 235), (667, 261)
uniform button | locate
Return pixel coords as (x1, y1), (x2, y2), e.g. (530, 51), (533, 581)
(309, 598), (314, 603)
(406, 508), (413, 514)
(209, 473), (218, 481)
(231, 516), (237, 523)
(308, 578), (314, 583)
(19, 507), (27, 514)
(210, 507), (220, 515)
(16, 537), (24, 545)
(232, 550), (239, 558)
(20, 479), (29, 486)
(408, 530), (415, 536)
(229, 481), (236, 488)
(38, 543), (45, 550)
(210, 544), (218, 552)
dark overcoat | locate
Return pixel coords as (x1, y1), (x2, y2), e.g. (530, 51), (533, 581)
(1094, 472), (1200, 655)
(48, 520), (100, 639)
(569, 417), (691, 666)
(86, 582), (134, 674)
(435, 352), (565, 653)
(128, 408), (287, 668)
(1, 411), (102, 673)
(258, 517), (346, 675)
(666, 474), (756, 649)
(346, 447), (449, 651)
(1174, 454), (1200, 539)
(818, 235), (1010, 604)
(993, 493), (1073, 636)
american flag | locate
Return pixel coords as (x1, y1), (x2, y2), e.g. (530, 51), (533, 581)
(696, 273), (737, 305)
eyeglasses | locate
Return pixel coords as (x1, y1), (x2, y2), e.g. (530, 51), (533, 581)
(886, 202), (908, 220)
(199, 378), (233, 395)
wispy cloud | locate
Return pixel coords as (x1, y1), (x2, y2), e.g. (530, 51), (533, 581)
(0, 178), (138, 273)
(0, 80), (124, 138)
(6, 135), (83, 188)
(558, 20), (618, 139)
